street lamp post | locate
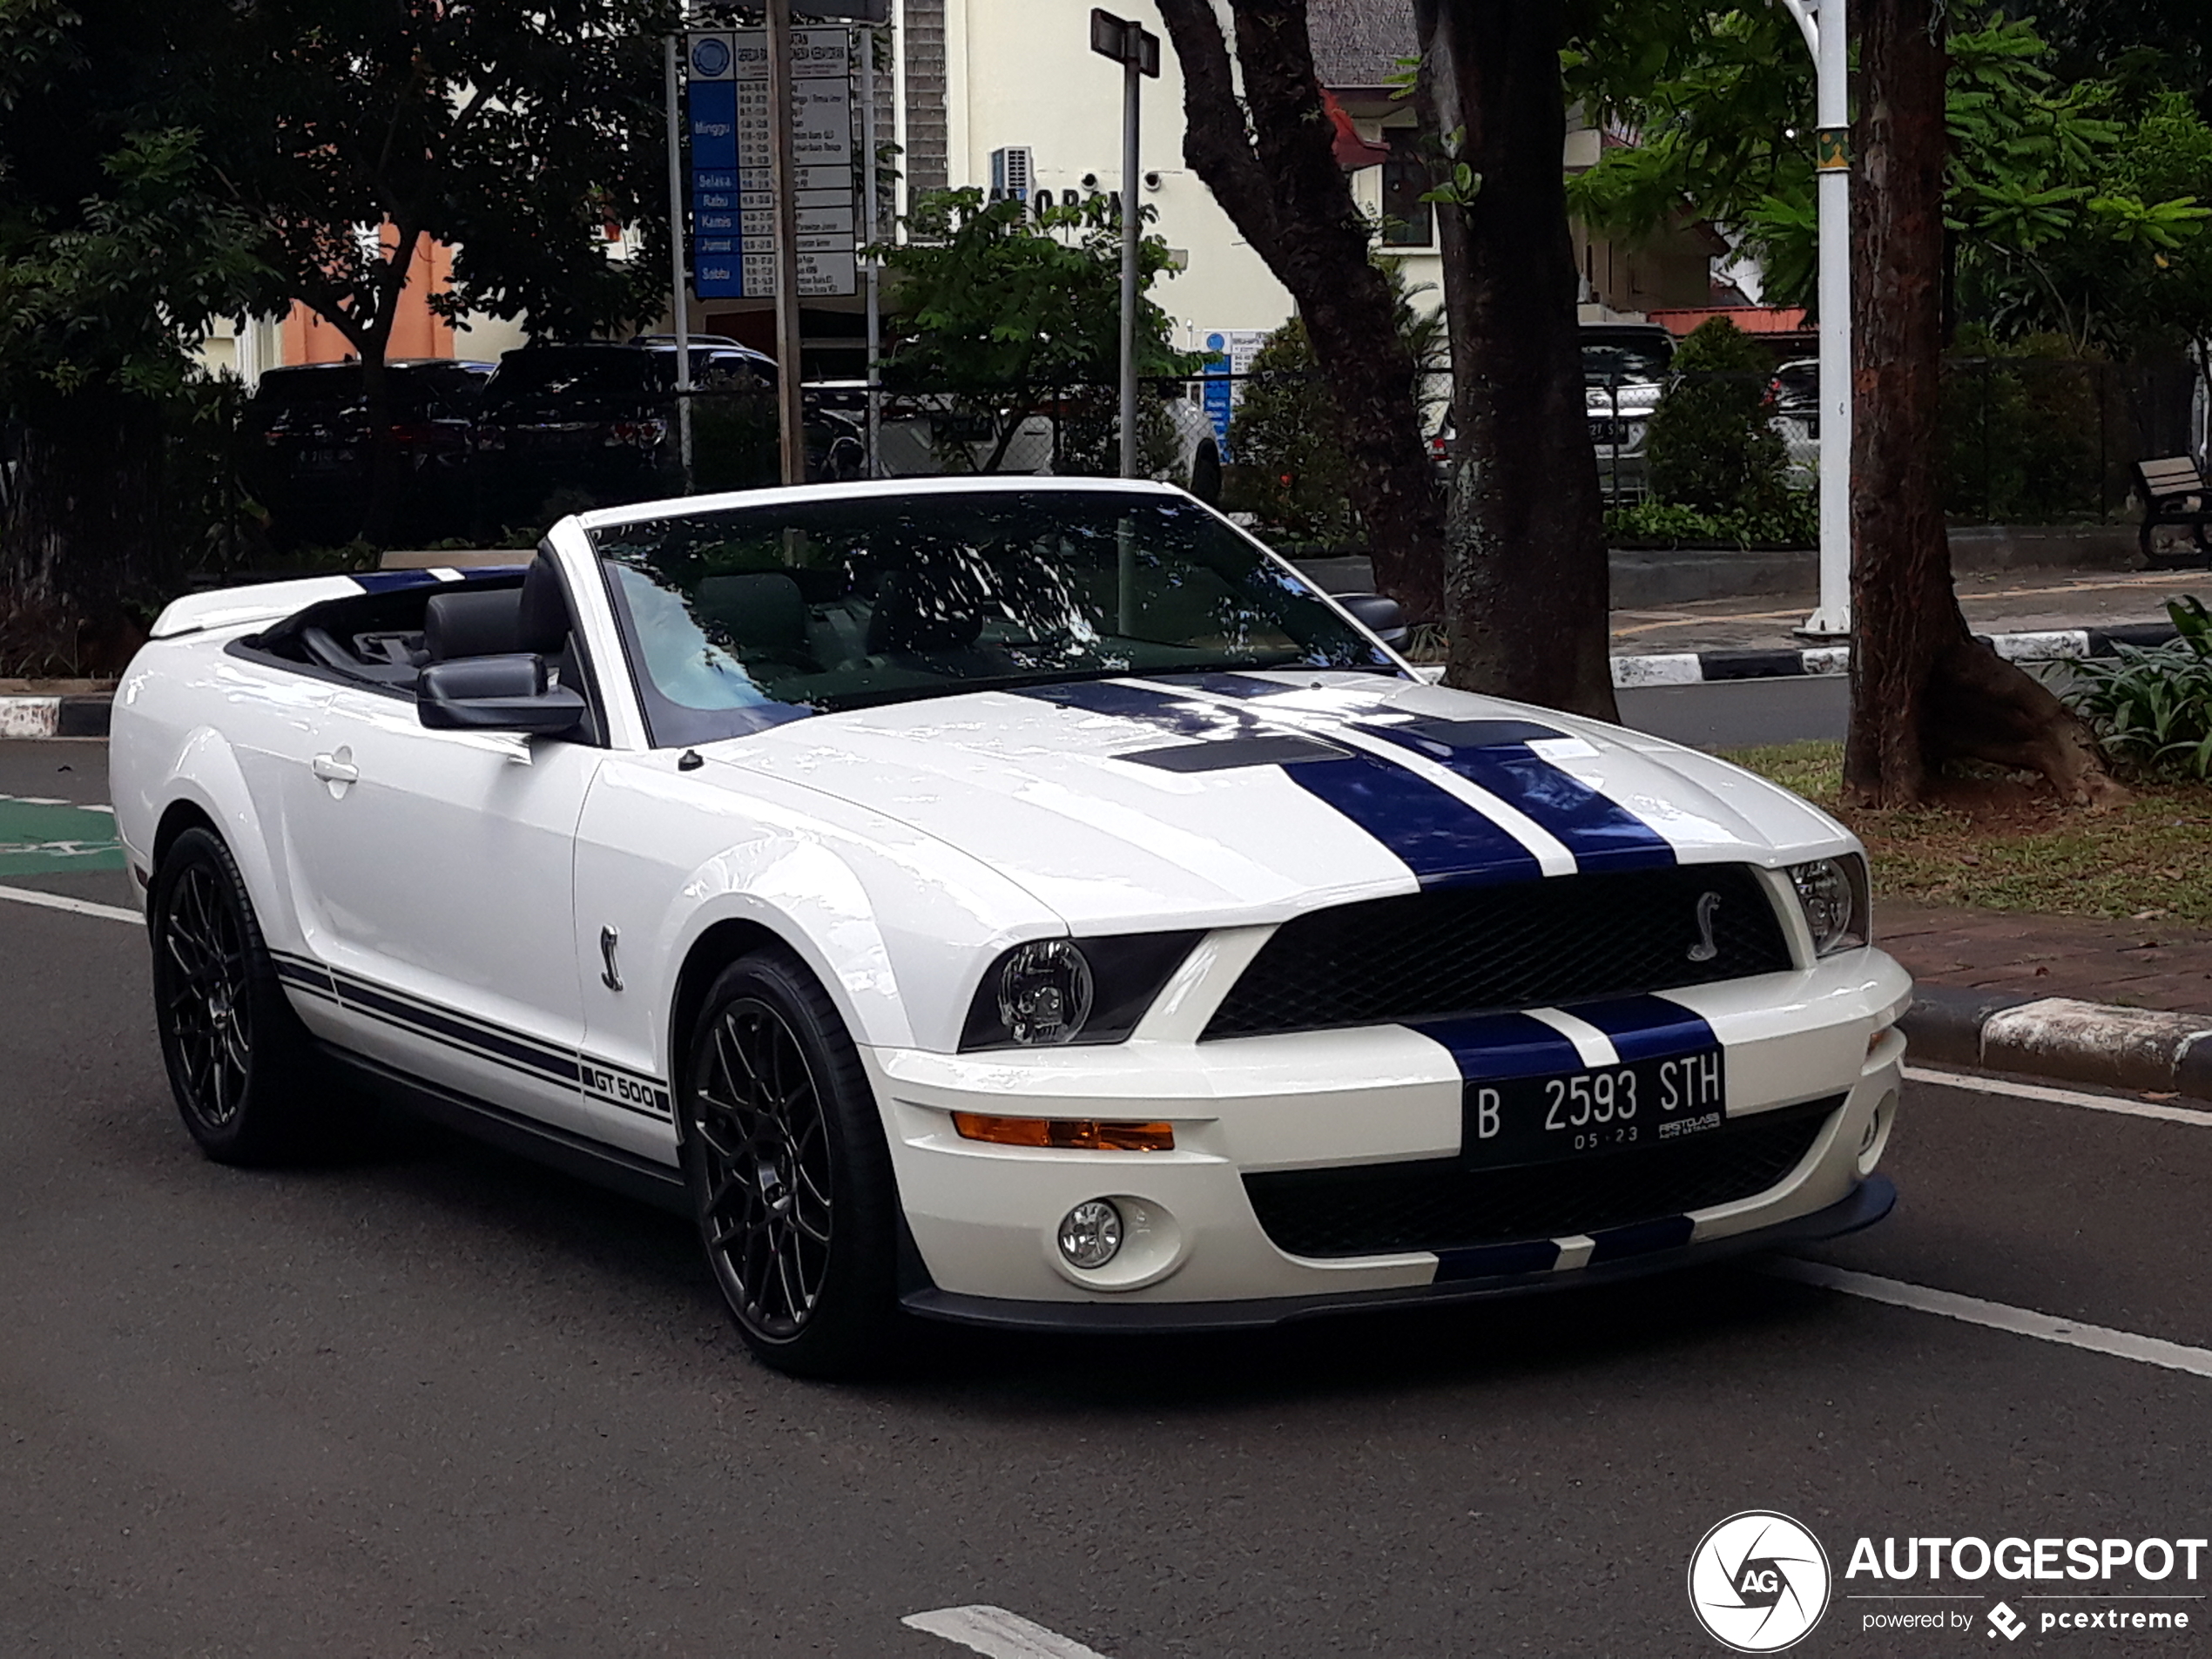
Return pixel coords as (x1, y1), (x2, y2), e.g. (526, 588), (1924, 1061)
(1778, 0), (1852, 639)
(1089, 9), (1160, 480)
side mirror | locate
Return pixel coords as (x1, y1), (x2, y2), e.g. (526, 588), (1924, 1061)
(418, 653), (583, 734)
(1337, 592), (1409, 648)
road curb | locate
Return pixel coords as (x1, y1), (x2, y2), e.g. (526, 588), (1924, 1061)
(0, 695), (113, 739)
(1901, 983), (2212, 1099)
(1608, 623), (2180, 690)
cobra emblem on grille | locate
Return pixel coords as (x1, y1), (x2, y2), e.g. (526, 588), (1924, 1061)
(1687, 892), (1722, 962)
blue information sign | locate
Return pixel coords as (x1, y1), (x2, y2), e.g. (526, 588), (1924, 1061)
(687, 60), (743, 297)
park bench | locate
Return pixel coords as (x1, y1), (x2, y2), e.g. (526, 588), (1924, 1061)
(2134, 455), (2212, 564)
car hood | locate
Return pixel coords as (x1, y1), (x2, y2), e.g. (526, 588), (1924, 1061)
(704, 671), (1855, 934)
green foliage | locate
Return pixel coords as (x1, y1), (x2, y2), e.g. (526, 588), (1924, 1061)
(1642, 317), (1790, 517)
(879, 188), (1200, 474)
(2068, 597), (2212, 776)
(1224, 320), (1358, 543)
(1939, 327), (2114, 523)
(1564, 8), (2210, 355)
(1224, 261), (1448, 543)
(1602, 495), (1816, 550)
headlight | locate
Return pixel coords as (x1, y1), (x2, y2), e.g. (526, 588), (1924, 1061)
(1789, 855), (1870, 955)
(961, 933), (1204, 1051)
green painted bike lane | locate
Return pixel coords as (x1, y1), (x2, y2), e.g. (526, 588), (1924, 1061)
(0, 794), (125, 876)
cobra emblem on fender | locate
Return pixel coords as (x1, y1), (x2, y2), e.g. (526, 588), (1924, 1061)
(1687, 892), (1722, 962)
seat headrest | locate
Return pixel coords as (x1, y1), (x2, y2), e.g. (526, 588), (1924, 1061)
(517, 554), (571, 655)
(696, 572), (808, 652)
(867, 571), (983, 656)
(422, 589), (522, 662)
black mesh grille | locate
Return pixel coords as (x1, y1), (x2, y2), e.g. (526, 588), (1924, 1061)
(1205, 864), (1793, 1039)
(1244, 1097), (1839, 1258)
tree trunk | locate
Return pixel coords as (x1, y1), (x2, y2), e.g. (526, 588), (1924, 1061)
(0, 388), (166, 675)
(1155, 0), (1446, 620)
(1844, 0), (2121, 806)
(1415, 0), (1617, 721)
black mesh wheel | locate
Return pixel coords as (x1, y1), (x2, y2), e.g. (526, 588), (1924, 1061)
(149, 826), (320, 1163)
(680, 949), (904, 1378)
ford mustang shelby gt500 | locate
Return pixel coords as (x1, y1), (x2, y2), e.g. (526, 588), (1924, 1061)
(112, 477), (1908, 1375)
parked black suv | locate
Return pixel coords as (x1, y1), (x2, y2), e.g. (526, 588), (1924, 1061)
(472, 341), (864, 526)
(242, 359), (494, 546)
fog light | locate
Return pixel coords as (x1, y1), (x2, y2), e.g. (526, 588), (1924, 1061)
(1057, 1199), (1123, 1270)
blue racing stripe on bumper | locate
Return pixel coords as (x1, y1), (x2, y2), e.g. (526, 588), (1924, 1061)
(1566, 995), (1719, 1062)
(1406, 1012), (1585, 1079)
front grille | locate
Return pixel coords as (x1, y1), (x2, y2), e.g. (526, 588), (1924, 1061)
(1204, 864), (1793, 1040)
(1244, 1097), (1838, 1258)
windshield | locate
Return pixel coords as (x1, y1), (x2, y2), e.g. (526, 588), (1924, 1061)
(591, 489), (1400, 746)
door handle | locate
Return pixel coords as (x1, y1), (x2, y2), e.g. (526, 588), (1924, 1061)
(311, 752), (360, 784)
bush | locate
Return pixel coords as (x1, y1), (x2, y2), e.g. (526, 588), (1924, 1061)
(2067, 596), (2212, 777)
(1643, 317), (1791, 517)
(1939, 327), (2110, 523)
(1224, 320), (1359, 543)
(1604, 495), (1817, 549)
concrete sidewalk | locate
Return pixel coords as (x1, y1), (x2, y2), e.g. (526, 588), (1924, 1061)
(1612, 564), (2212, 658)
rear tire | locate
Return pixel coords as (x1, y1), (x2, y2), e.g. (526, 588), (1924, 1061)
(149, 826), (324, 1164)
(679, 949), (905, 1379)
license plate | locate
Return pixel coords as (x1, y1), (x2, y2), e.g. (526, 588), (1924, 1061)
(1462, 1049), (1727, 1170)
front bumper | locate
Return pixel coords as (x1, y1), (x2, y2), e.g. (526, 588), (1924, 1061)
(863, 948), (1911, 1330)
(903, 1175), (1894, 1332)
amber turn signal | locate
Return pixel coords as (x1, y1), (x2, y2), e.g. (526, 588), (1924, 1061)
(952, 1112), (1175, 1152)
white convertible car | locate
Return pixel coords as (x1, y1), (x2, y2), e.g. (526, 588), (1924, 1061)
(112, 478), (1909, 1375)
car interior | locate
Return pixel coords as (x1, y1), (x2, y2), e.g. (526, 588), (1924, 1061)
(238, 553), (605, 744)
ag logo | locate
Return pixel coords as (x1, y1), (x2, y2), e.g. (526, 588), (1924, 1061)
(1688, 1511), (1831, 1652)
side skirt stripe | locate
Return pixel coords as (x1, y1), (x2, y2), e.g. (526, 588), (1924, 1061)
(266, 948), (671, 1121)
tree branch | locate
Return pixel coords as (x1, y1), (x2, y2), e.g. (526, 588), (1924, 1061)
(1154, 0), (1281, 262)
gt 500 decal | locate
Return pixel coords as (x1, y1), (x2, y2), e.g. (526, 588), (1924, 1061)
(582, 1063), (671, 1120)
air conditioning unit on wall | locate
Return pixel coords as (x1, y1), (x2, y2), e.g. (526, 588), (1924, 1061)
(989, 146), (1034, 204)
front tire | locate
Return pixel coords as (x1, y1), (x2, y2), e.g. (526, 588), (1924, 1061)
(149, 826), (322, 1164)
(679, 949), (903, 1378)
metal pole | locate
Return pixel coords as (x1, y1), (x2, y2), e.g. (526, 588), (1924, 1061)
(1797, 0), (1852, 637)
(767, 0), (806, 486)
(861, 23), (882, 479)
(1117, 49), (1140, 478)
(664, 33), (695, 492)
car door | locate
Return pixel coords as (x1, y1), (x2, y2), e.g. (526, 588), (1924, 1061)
(282, 681), (602, 1136)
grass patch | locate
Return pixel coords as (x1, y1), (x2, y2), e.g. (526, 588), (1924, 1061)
(1723, 740), (2212, 924)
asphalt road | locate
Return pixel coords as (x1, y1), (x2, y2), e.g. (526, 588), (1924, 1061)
(5, 741), (2209, 1657)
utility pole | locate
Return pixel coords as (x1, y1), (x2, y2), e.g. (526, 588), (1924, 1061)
(1089, 10), (1159, 480)
(768, 0), (806, 486)
(1779, 0), (1853, 638)
(663, 31), (695, 491)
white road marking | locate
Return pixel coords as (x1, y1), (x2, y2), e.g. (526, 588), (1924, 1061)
(0, 883), (142, 925)
(903, 1606), (1114, 1659)
(1903, 1063), (2212, 1126)
(1768, 1259), (2212, 1381)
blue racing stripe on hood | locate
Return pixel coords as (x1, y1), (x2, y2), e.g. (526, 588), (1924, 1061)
(1014, 680), (1548, 887)
(1406, 1012), (1585, 1080)
(1358, 717), (1676, 874)
(1285, 755), (1542, 887)
(1566, 995), (1718, 1062)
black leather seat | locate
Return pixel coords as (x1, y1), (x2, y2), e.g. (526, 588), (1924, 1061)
(695, 571), (818, 672)
(423, 589), (523, 661)
(867, 571), (984, 656)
